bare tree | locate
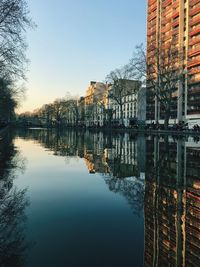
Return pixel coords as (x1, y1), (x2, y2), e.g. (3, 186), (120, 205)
(65, 93), (80, 126)
(106, 65), (140, 125)
(84, 103), (95, 126)
(0, 0), (35, 80)
(0, 78), (25, 123)
(130, 42), (185, 129)
(51, 99), (68, 127)
(43, 104), (54, 127)
(0, 0), (34, 125)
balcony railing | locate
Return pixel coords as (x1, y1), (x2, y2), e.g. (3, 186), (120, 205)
(188, 60), (200, 68)
(162, 0), (172, 8)
(189, 15), (200, 26)
(148, 12), (157, 22)
(188, 66), (200, 74)
(148, 2), (157, 13)
(188, 47), (200, 57)
(189, 36), (200, 46)
(172, 1), (179, 9)
(190, 0), (200, 7)
(172, 11), (179, 19)
(189, 27), (200, 37)
(189, 5), (200, 17)
(172, 19), (179, 28)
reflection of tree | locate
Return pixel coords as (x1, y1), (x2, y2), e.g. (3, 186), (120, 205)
(0, 130), (26, 182)
(16, 128), (82, 158)
(100, 134), (145, 216)
(0, 188), (30, 267)
(0, 129), (30, 267)
(16, 129), (145, 215)
(104, 176), (144, 216)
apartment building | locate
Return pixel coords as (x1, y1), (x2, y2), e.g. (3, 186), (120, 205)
(108, 80), (145, 127)
(84, 81), (108, 127)
(147, 0), (200, 127)
(67, 80), (145, 128)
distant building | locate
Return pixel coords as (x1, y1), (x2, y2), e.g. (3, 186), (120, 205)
(108, 79), (146, 127)
(68, 79), (146, 128)
(84, 81), (108, 127)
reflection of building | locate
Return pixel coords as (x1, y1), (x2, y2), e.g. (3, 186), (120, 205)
(147, 0), (200, 126)
(106, 134), (146, 177)
(185, 143), (200, 267)
(82, 133), (146, 214)
(144, 137), (200, 266)
(84, 152), (109, 174)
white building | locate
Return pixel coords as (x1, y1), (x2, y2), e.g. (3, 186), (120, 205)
(107, 80), (146, 127)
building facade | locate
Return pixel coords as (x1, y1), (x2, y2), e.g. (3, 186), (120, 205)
(147, 0), (200, 127)
(84, 81), (108, 127)
(108, 80), (146, 127)
(66, 80), (145, 128)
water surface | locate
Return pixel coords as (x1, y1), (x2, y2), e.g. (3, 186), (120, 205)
(0, 129), (199, 267)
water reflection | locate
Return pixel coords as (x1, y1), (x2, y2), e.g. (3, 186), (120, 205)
(12, 129), (200, 266)
(0, 130), (30, 267)
(145, 136), (200, 267)
(17, 129), (146, 216)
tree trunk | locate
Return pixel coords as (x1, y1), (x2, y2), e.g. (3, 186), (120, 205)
(164, 107), (170, 130)
(120, 105), (123, 126)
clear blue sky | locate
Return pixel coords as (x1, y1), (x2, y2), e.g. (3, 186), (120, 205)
(20, 0), (147, 112)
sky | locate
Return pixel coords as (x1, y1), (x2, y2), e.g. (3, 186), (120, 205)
(19, 0), (147, 113)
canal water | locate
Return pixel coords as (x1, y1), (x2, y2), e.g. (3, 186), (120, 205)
(0, 129), (199, 267)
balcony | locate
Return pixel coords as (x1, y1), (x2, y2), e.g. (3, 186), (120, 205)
(187, 110), (200, 116)
(189, 5), (200, 17)
(147, 27), (157, 36)
(188, 75), (200, 84)
(162, 16), (172, 25)
(147, 43), (156, 52)
(188, 85), (200, 93)
(161, 24), (171, 34)
(189, 36), (200, 46)
(172, 28), (179, 35)
(148, 2), (157, 13)
(162, 0), (172, 8)
(188, 66), (200, 74)
(172, 11), (179, 19)
(148, 0), (157, 5)
(189, 27), (200, 37)
(148, 12), (157, 22)
(188, 59), (200, 68)
(162, 34), (173, 42)
(162, 9), (173, 18)
(188, 47), (200, 57)
(189, 15), (200, 26)
(147, 36), (156, 43)
(172, 1), (179, 9)
(172, 18), (179, 28)
(190, 0), (200, 6)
